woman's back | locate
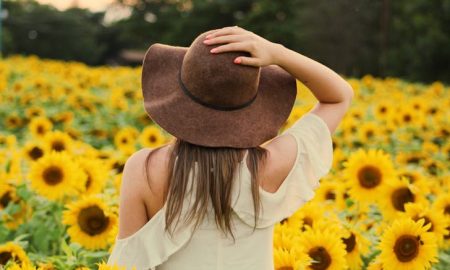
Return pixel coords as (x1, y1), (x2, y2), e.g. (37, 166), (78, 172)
(107, 112), (335, 270)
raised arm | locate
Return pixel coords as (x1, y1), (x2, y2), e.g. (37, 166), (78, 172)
(204, 25), (354, 134)
(273, 45), (354, 134)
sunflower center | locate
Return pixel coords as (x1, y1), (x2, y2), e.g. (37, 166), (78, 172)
(29, 146), (44, 160)
(149, 135), (157, 143)
(277, 267), (293, 270)
(343, 192), (350, 199)
(43, 166), (64, 185)
(357, 165), (382, 188)
(380, 106), (387, 113)
(113, 162), (125, 174)
(445, 226), (450, 240)
(52, 140), (66, 152)
(0, 192), (12, 208)
(400, 173), (415, 183)
(366, 130), (374, 138)
(77, 206), (109, 236)
(0, 251), (13, 265)
(37, 125), (45, 134)
(280, 218), (288, 225)
(308, 246), (331, 270)
(121, 138), (128, 143)
(85, 174), (92, 189)
(445, 205), (450, 215)
(391, 187), (414, 211)
(394, 234), (420, 262)
(325, 191), (335, 201)
(403, 115), (411, 122)
(406, 157), (420, 164)
(302, 217), (313, 231)
(342, 233), (356, 253)
(413, 216), (434, 232)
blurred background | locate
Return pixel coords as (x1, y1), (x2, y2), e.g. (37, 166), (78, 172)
(2, 0), (449, 83)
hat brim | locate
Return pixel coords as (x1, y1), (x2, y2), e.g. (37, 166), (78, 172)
(142, 43), (297, 148)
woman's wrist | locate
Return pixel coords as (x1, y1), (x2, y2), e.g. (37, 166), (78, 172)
(269, 42), (288, 67)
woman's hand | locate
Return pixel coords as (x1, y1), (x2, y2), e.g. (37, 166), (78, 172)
(202, 26), (283, 67)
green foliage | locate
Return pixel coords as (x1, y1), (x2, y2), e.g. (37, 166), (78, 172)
(2, 0), (449, 83)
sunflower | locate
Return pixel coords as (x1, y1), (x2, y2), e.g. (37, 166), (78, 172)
(373, 101), (394, 121)
(28, 116), (53, 138)
(74, 157), (108, 195)
(5, 113), (23, 129)
(273, 246), (310, 270)
(27, 151), (86, 201)
(62, 195), (118, 250)
(357, 121), (384, 144)
(66, 127), (82, 141)
(114, 127), (139, 152)
(273, 224), (300, 250)
(0, 183), (30, 229)
(139, 126), (166, 148)
(96, 261), (135, 270)
(341, 227), (371, 270)
(366, 259), (384, 270)
(51, 111), (74, 126)
(378, 217), (439, 270)
(289, 202), (327, 232)
(422, 159), (445, 177)
(343, 148), (396, 206)
(377, 177), (428, 220)
(312, 180), (344, 212)
(41, 130), (74, 154)
(284, 106), (308, 128)
(432, 193), (450, 216)
(0, 182), (15, 211)
(394, 105), (426, 127)
(402, 202), (449, 246)
(297, 226), (348, 270)
(395, 168), (430, 195)
(21, 141), (45, 162)
(25, 106), (45, 119)
(394, 151), (425, 167)
(3, 262), (37, 270)
(0, 242), (31, 267)
(0, 134), (18, 150)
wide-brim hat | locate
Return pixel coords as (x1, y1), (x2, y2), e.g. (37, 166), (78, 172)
(142, 30), (297, 148)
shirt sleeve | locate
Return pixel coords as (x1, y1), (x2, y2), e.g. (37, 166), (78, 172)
(282, 112), (334, 191)
(231, 112), (334, 228)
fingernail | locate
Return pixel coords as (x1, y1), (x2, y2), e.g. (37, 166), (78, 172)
(210, 48), (217, 53)
(205, 34), (211, 39)
(203, 39), (210, 44)
(234, 58), (241, 64)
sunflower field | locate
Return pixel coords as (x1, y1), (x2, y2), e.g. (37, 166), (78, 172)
(0, 55), (449, 270)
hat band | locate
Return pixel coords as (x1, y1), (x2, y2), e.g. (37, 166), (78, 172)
(178, 71), (258, 111)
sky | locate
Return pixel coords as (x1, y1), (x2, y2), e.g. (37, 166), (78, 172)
(36, 0), (115, 12)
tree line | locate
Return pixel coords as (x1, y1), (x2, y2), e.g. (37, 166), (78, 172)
(3, 0), (449, 83)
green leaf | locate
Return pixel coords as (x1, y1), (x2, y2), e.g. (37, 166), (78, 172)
(61, 238), (73, 257)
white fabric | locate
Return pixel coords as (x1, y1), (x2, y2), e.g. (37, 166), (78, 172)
(107, 112), (333, 270)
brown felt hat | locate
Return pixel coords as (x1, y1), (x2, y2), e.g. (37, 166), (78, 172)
(142, 30), (297, 148)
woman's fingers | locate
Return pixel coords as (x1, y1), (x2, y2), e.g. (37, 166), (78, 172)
(210, 41), (250, 54)
(206, 26), (246, 39)
(203, 34), (247, 46)
(234, 56), (260, 67)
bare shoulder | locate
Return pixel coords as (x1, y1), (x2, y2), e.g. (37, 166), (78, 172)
(258, 134), (297, 193)
(123, 147), (170, 196)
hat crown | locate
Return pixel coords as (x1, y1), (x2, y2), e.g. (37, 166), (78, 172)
(180, 32), (261, 109)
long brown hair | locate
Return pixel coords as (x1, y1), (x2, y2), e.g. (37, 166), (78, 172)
(143, 137), (269, 243)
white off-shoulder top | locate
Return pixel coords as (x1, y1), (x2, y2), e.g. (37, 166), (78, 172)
(107, 112), (333, 270)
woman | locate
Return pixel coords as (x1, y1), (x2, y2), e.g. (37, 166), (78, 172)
(107, 26), (353, 269)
